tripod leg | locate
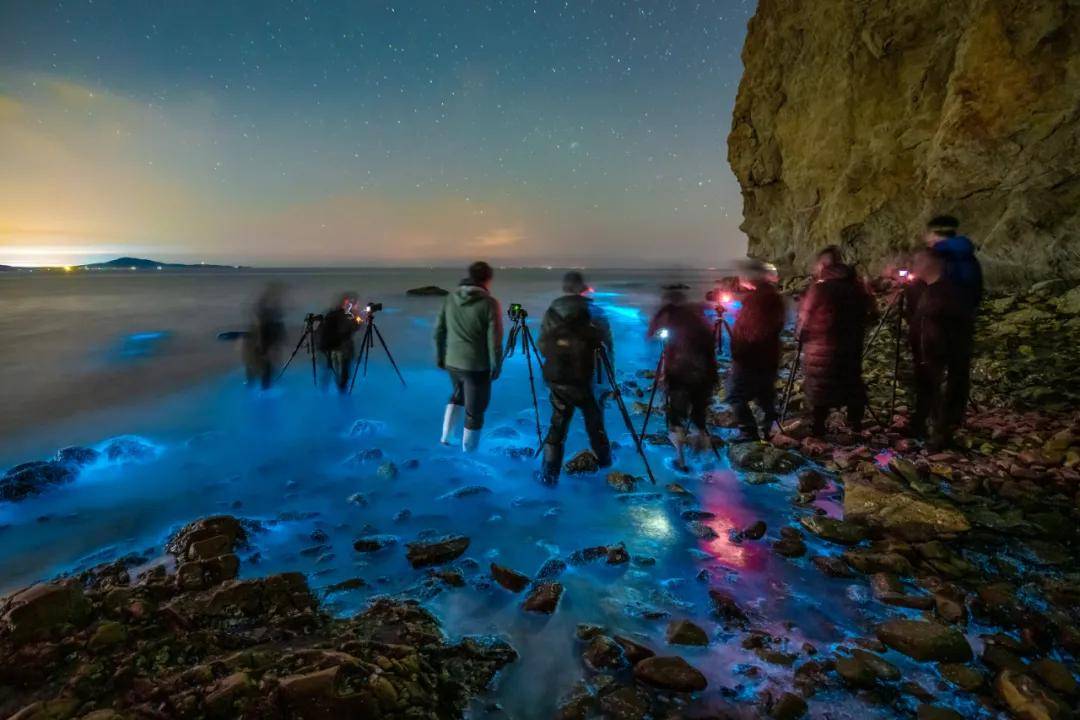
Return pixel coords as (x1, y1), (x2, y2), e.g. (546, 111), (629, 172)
(276, 326), (311, 383)
(599, 348), (656, 485)
(778, 339), (802, 425)
(889, 294), (904, 422)
(372, 323), (407, 387)
(639, 347), (665, 438)
(348, 326), (371, 395)
(523, 337), (543, 452)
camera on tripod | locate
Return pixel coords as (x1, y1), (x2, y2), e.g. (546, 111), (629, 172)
(305, 313), (324, 323)
(365, 302), (383, 313)
(507, 303), (527, 321)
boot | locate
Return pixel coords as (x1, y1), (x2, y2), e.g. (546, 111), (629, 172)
(440, 404), (463, 445)
(462, 428), (481, 452)
(668, 429), (689, 473)
(540, 443), (563, 484)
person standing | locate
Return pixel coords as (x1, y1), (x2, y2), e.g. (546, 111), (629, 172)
(434, 261), (504, 451)
(317, 292), (361, 394)
(646, 289), (717, 471)
(242, 282), (286, 389)
(537, 271), (613, 483)
(726, 261), (786, 441)
(797, 246), (874, 437)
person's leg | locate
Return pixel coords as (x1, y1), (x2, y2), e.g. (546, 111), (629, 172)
(926, 361), (950, 449)
(687, 382), (713, 451)
(910, 362), (933, 438)
(462, 370), (492, 451)
(943, 345), (972, 432)
(332, 350), (351, 393)
(541, 385), (575, 482)
(811, 406), (829, 437)
(441, 370), (466, 445)
(666, 382), (691, 469)
(578, 385), (612, 467)
(845, 381), (866, 432)
(726, 366), (759, 440)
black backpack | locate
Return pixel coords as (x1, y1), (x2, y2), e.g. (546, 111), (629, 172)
(541, 311), (602, 385)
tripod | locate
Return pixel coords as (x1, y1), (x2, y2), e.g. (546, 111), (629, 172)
(347, 309), (406, 394)
(778, 335), (803, 426)
(505, 311), (544, 451)
(714, 305), (733, 357)
(277, 313), (322, 386)
(597, 346), (656, 484)
(861, 290), (906, 422)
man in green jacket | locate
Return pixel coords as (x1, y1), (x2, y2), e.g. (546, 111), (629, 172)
(434, 261), (504, 451)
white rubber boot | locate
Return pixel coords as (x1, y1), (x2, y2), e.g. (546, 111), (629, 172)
(440, 404), (463, 445)
(668, 429), (688, 472)
(462, 428), (481, 452)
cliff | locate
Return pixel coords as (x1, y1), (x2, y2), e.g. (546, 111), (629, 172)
(728, 0), (1080, 281)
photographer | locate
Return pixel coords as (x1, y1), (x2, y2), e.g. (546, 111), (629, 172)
(434, 261), (504, 451)
(797, 246), (873, 437)
(242, 283), (286, 389)
(316, 292), (362, 394)
(646, 289), (717, 471)
(537, 271), (613, 483)
(726, 261), (786, 441)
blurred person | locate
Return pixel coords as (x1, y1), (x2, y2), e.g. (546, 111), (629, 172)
(726, 260), (786, 441)
(797, 246), (874, 437)
(925, 215), (983, 315)
(317, 292), (361, 394)
(647, 288), (717, 471)
(241, 283), (286, 389)
(434, 261), (504, 451)
(537, 271), (613, 483)
(905, 249), (973, 448)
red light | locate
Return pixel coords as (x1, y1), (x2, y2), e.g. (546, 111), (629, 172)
(720, 293), (732, 304)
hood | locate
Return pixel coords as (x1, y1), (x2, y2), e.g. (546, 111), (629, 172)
(819, 262), (855, 282)
(452, 283), (490, 306)
(549, 293), (593, 321)
(933, 235), (976, 257)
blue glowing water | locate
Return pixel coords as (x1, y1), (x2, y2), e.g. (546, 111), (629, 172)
(0, 269), (992, 718)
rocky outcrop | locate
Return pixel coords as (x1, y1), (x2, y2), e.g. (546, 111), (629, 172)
(729, 0), (1080, 279)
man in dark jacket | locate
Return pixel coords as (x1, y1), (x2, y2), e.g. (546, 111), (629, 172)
(434, 261), (504, 452)
(797, 247), (874, 436)
(537, 271), (613, 483)
(242, 283), (286, 389)
(906, 249), (974, 448)
(317, 292), (361, 394)
(647, 289), (717, 470)
(726, 262), (786, 441)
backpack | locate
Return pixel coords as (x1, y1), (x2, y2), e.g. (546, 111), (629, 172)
(541, 311), (602, 385)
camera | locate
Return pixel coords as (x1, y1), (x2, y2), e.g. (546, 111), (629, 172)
(897, 268), (911, 282)
(305, 313), (324, 323)
(366, 302), (383, 313)
(507, 303), (527, 321)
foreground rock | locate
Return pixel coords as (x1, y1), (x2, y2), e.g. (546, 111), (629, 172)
(0, 516), (515, 719)
(405, 535), (470, 568)
(876, 619), (973, 663)
(632, 655), (707, 692)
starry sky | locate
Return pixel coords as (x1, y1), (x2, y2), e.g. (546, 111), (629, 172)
(0, 1), (755, 267)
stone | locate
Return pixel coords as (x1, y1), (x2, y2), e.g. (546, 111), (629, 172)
(613, 635), (655, 665)
(352, 534), (398, 552)
(798, 515), (868, 545)
(812, 554), (856, 578)
(852, 648), (901, 681)
(938, 663), (984, 692)
(843, 475), (971, 540)
(405, 535), (469, 567)
(88, 620), (127, 649)
(490, 563), (530, 593)
(917, 705), (964, 720)
(773, 535), (807, 558)
(729, 0), (1080, 277)
(565, 450), (601, 474)
(606, 471), (638, 492)
(876, 619), (973, 663)
(843, 550), (914, 576)
(666, 619), (709, 646)
(522, 582), (563, 614)
(743, 520), (767, 540)
(1030, 658), (1077, 697)
(204, 671), (256, 718)
(7, 699), (82, 720)
(770, 692), (808, 720)
(0, 461), (76, 502)
(55, 446), (100, 467)
(995, 670), (1066, 720)
(582, 635), (627, 670)
(167, 516), (246, 561)
(376, 462), (398, 480)
(176, 554), (240, 591)
(797, 468), (828, 494)
(1, 583), (91, 644)
(632, 655), (707, 692)
(708, 589), (750, 627)
(406, 285), (449, 296)
(835, 654), (877, 688)
(598, 686), (649, 720)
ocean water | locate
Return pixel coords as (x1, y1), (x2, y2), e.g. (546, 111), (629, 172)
(0, 269), (987, 719)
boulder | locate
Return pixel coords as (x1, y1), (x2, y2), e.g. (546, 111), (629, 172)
(708, 589), (749, 627)
(0, 461), (77, 502)
(55, 446), (100, 466)
(0, 583), (91, 644)
(565, 450), (601, 475)
(582, 634), (627, 670)
(490, 563), (530, 593)
(405, 286), (449, 296)
(103, 436), (156, 462)
(798, 515), (867, 545)
(405, 535), (469, 567)
(613, 635), (655, 665)
(167, 515), (246, 561)
(666, 619), (709, 646)
(632, 656), (707, 692)
(770, 692), (808, 720)
(606, 471), (638, 492)
(843, 474), (970, 539)
(353, 534), (399, 552)
(995, 670), (1067, 720)
(522, 582), (563, 614)
(876, 619), (973, 663)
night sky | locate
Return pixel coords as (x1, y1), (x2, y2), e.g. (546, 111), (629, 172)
(0, 1), (755, 267)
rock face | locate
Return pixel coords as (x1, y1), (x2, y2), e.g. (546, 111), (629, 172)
(729, 0), (1080, 279)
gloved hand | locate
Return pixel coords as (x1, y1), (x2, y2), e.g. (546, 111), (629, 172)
(437, 359), (446, 370)
(490, 366), (501, 381)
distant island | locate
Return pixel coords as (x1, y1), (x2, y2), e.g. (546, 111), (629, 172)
(1, 257), (246, 272)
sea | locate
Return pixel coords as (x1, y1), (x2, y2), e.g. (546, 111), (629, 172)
(0, 267), (989, 719)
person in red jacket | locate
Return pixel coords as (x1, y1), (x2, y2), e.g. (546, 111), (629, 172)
(727, 261), (787, 440)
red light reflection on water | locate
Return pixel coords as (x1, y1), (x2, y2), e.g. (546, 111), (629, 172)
(697, 470), (766, 571)
(874, 449), (895, 468)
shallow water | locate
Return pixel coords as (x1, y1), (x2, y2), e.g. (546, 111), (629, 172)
(0, 269), (993, 719)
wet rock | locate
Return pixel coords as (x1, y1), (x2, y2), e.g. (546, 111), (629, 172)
(606, 471), (639, 492)
(103, 436), (156, 462)
(769, 692), (808, 719)
(167, 515), (246, 560)
(535, 557), (567, 581)
(614, 635), (655, 665)
(708, 589), (749, 627)
(773, 531), (807, 558)
(812, 555), (856, 578)
(55, 446), (100, 467)
(876, 619), (972, 663)
(852, 648), (901, 681)
(0, 461), (77, 502)
(681, 509), (716, 521)
(686, 520), (718, 539)
(933, 591), (968, 625)
(405, 535), (470, 568)
(0, 583), (91, 644)
(438, 484), (492, 500)
(632, 655), (707, 692)
(522, 582), (563, 614)
(565, 450), (601, 475)
(583, 634), (627, 670)
(598, 685), (650, 720)
(666, 619), (708, 646)
(796, 468), (828, 494)
(1030, 658), (1077, 697)
(843, 549), (914, 576)
(606, 544), (629, 564)
(995, 670), (1066, 720)
(325, 577), (367, 593)
(352, 534), (398, 552)
(347, 418), (387, 437)
(835, 654), (877, 688)
(406, 285), (449, 296)
(204, 671), (256, 718)
(490, 563), (530, 593)
(744, 471), (780, 485)
(176, 554), (240, 591)
(729, 442), (804, 473)
(376, 461), (398, 480)
(743, 520), (767, 540)
(844, 474), (970, 540)
(916, 705), (964, 720)
(938, 663), (984, 692)
(798, 515), (868, 545)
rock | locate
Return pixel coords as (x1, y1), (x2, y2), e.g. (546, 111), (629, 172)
(666, 619), (709, 646)
(843, 475), (970, 539)
(729, 442), (804, 473)
(376, 462), (398, 480)
(522, 582), (563, 614)
(797, 468), (828, 493)
(1055, 286), (1080, 315)
(606, 471), (638, 492)
(798, 515), (867, 545)
(7, 699), (82, 719)
(325, 577), (367, 592)
(852, 648), (901, 681)
(406, 285), (449, 296)
(812, 554), (856, 578)
(103, 436), (156, 462)
(405, 535), (469, 567)
(598, 686), (650, 720)
(708, 589), (750, 627)
(843, 549), (914, 576)
(352, 534), (398, 552)
(835, 654), (877, 688)
(773, 535), (807, 558)
(204, 671), (256, 717)
(743, 520), (767, 540)
(876, 619), (973, 663)
(995, 670), (1066, 720)
(438, 484), (491, 500)
(1029, 658), (1077, 697)
(565, 450), (601, 475)
(346, 418), (387, 437)
(0, 583), (91, 644)
(535, 557), (567, 581)
(770, 692), (808, 720)
(614, 635), (655, 665)
(88, 620), (127, 649)
(729, 0), (1080, 276)
(632, 655), (707, 692)
(490, 563), (530, 593)
(583, 635), (627, 670)
(606, 544), (630, 564)
(0, 461), (77, 502)
(55, 446), (100, 466)
(167, 515), (246, 560)
(938, 663), (984, 692)
(917, 705), (964, 720)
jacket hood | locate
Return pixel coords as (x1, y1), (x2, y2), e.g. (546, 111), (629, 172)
(819, 262), (855, 282)
(453, 283), (490, 306)
(933, 235), (976, 257)
(549, 293), (593, 320)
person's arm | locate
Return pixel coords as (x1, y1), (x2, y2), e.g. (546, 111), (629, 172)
(537, 307), (557, 357)
(434, 299), (448, 368)
(487, 298), (504, 379)
(593, 304), (614, 362)
(796, 285), (818, 340)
